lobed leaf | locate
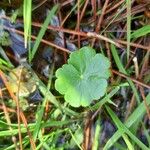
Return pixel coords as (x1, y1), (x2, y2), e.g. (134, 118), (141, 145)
(55, 46), (111, 107)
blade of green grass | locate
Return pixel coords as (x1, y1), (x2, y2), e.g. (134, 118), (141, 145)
(29, 5), (58, 62)
(105, 105), (149, 150)
(0, 58), (12, 68)
(122, 134), (134, 150)
(33, 64), (54, 141)
(0, 126), (34, 137)
(111, 44), (140, 103)
(103, 93), (150, 149)
(92, 116), (101, 150)
(114, 142), (127, 150)
(36, 133), (51, 150)
(37, 130), (51, 150)
(41, 119), (76, 128)
(36, 128), (69, 149)
(23, 0), (32, 49)
(90, 86), (120, 111)
(131, 25), (150, 39)
(68, 129), (83, 150)
(0, 46), (13, 67)
(142, 122), (150, 147)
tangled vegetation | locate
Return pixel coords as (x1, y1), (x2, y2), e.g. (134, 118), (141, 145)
(0, 0), (150, 150)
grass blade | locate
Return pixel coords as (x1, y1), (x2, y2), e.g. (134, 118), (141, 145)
(122, 134), (134, 150)
(29, 5), (58, 62)
(23, 0), (32, 48)
(92, 117), (101, 150)
(111, 44), (140, 103)
(105, 105), (149, 150)
(131, 25), (150, 39)
(33, 65), (54, 141)
(103, 93), (150, 149)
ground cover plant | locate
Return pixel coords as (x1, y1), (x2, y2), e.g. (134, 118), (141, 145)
(0, 0), (150, 150)
(55, 46), (111, 107)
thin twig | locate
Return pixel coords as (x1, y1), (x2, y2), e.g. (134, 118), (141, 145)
(91, 0), (110, 47)
(0, 90), (19, 150)
(112, 69), (150, 89)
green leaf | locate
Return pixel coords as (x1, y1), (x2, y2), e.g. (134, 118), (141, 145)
(131, 25), (150, 39)
(55, 46), (111, 107)
(23, 0), (32, 48)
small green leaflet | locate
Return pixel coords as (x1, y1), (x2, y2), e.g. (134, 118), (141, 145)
(55, 47), (111, 107)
